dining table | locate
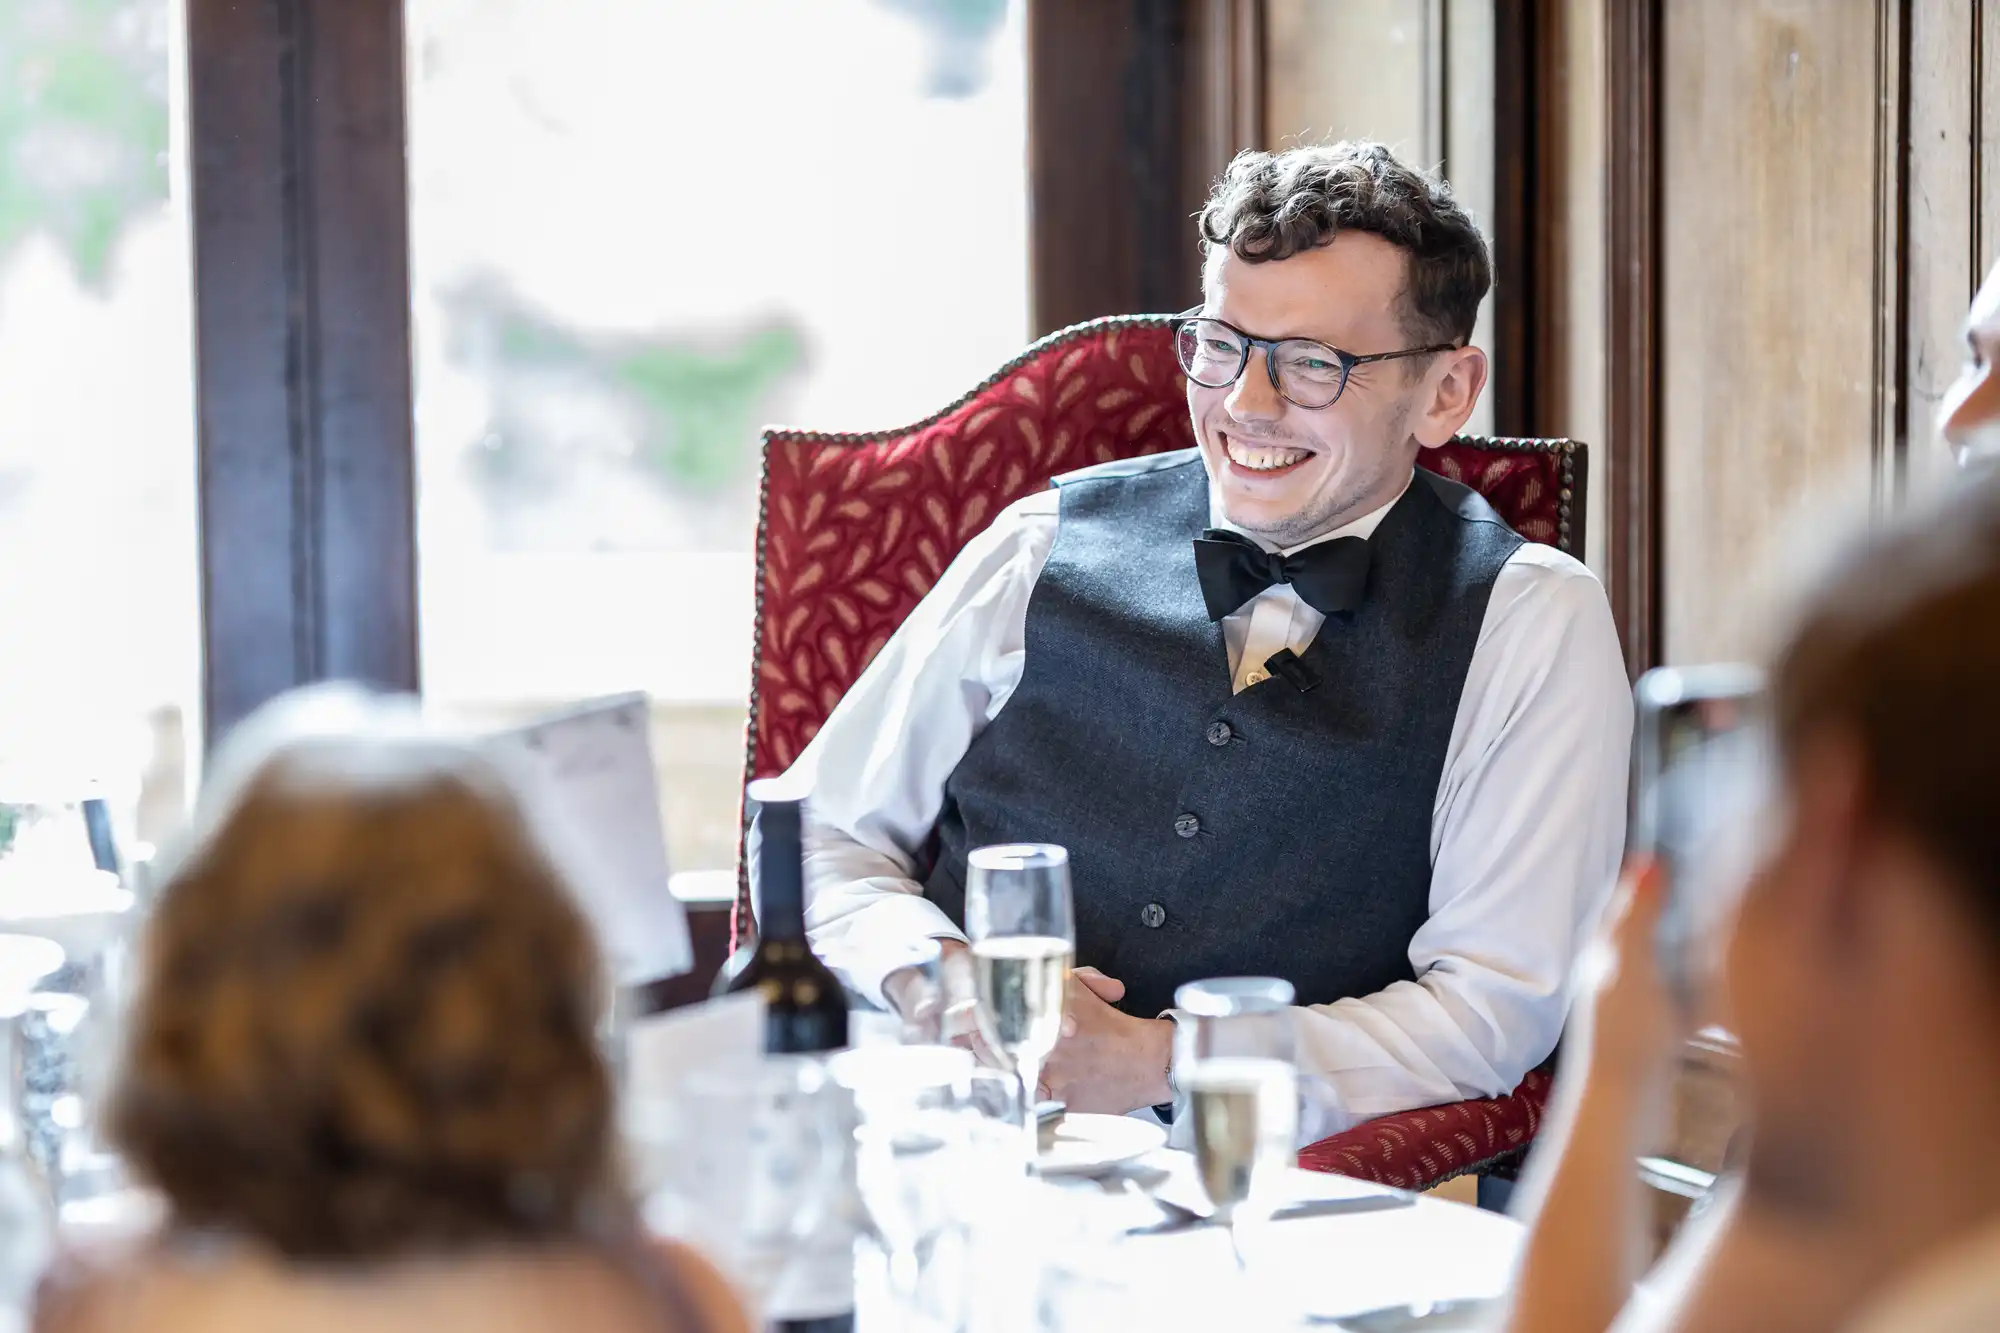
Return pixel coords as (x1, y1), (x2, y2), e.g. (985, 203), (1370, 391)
(5, 1145), (1522, 1333)
(853, 1143), (1524, 1333)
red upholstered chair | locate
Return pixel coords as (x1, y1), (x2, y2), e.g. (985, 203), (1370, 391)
(738, 314), (1584, 1192)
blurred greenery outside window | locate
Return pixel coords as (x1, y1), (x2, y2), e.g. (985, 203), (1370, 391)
(0, 0), (197, 861)
(408, 0), (1029, 879)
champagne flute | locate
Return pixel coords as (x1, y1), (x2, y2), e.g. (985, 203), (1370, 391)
(1174, 977), (1298, 1261)
(963, 843), (1074, 1170)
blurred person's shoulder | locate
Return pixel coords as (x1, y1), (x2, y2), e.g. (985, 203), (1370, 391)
(1846, 1219), (2000, 1333)
(31, 1231), (750, 1333)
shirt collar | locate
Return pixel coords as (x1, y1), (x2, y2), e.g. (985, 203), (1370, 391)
(1206, 468), (1413, 556)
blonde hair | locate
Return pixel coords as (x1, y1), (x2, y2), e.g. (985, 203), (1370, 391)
(108, 686), (627, 1259)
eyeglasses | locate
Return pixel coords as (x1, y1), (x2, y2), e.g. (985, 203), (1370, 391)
(1172, 310), (1460, 410)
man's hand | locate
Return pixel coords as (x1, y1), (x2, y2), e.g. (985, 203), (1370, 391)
(884, 939), (1003, 1062)
(883, 937), (971, 1026)
(1038, 965), (1174, 1113)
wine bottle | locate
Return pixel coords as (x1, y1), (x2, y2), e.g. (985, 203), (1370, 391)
(715, 784), (850, 1054)
(716, 782), (854, 1333)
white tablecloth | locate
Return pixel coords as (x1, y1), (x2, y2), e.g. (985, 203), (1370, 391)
(860, 1148), (1522, 1331)
(19, 1154), (1522, 1333)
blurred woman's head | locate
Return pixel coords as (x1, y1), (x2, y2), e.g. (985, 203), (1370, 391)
(1725, 477), (2000, 1209)
(107, 685), (624, 1260)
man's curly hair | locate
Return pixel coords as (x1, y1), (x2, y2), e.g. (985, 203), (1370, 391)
(107, 688), (628, 1260)
(1197, 140), (1491, 346)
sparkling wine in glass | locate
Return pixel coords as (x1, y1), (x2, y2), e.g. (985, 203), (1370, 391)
(963, 843), (1074, 1168)
(1175, 977), (1298, 1243)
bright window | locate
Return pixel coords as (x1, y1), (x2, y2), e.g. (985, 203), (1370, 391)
(406, 0), (1030, 874)
(0, 0), (198, 852)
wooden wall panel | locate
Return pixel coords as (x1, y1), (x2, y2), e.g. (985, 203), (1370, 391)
(1659, 2), (1886, 664)
(1264, 0), (1497, 437)
(1447, 0), (1498, 439)
(1984, 0), (2000, 277)
(1026, 0), (1194, 331)
(1188, 0), (1268, 197)
(1907, 0), (1977, 497)
(1543, 0), (1607, 579)
(1026, 0), (1265, 334)
(1267, 0), (1434, 155)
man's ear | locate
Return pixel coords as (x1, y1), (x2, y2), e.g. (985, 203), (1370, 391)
(1412, 347), (1488, 448)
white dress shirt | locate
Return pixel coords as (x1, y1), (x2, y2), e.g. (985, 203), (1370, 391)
(764, 469), (1633, 1143)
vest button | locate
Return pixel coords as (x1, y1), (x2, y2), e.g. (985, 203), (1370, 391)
(1244, 668), (1270, 686)
(1205, 721), (1233, 747)
(1140, 902), (1167, 928)
(1173, 813), (1200, 838)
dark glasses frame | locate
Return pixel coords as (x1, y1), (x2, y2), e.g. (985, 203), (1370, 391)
(1171, 308), (1461, 409)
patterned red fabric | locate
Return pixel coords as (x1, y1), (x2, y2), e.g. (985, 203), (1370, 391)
(737, 316), (1581, 1191)
(1420, 441), (1573, 548)
(1297, 1069), (1553, 1189)
(748, 318), (1193, 786)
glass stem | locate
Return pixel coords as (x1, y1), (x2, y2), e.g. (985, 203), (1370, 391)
(1016, 1058), (1040, 1173)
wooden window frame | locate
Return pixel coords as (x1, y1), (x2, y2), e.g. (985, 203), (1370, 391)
(1025, 0), (1266, 335)
(186, 0), (419, 747)
(1604, 0), (1662, 676)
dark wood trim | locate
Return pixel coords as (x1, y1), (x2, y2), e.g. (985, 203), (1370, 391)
(1491, 0), (1540, 435)
(1430, 0), (1450, 171)
(187, 0), (419, 746)
(1975, 0), (1986, 284)
(1604, 0), (1662, 676)
(633, 901), (733, 1016)
(1873, 0), (1913, 498)
(1026, 0), (1264, 334)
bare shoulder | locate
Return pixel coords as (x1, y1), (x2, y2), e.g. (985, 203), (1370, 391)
(641, 1237), (755, 1333)
(28, 1232), (161, 1333)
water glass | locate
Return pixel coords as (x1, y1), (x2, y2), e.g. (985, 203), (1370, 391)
(628, 1055), (845, 1320)
(831, 1045), (1025, 1332)
(963, 844), (1074, 1166)
(0, 894), (135, 1220)
(1173, 977), (1299, 1232)
(0, 936), (64, 1324)
(831, 1046), (970, 1325)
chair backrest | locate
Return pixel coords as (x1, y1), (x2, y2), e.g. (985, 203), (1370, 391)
(737, 314), (1586, 937)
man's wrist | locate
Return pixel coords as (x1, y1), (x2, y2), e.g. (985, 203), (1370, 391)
(1143, 1016), (1176, 1107)
(882, 937), (968, 1019)
(881, 964), (924, 1018)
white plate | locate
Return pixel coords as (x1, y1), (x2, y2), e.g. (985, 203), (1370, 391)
(1317, 1297), (1500, 1331)
(1037, 1112), (1167, 1177)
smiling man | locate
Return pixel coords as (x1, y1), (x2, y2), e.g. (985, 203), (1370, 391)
(768, 141), (1632, 1140)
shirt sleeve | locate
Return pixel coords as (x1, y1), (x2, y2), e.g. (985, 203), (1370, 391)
(1276, 545), (1633, 1145)
(753, 489), (1061, 1007)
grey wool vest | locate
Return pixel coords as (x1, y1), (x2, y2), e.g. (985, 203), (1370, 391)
(922, 448), (1524, 1021)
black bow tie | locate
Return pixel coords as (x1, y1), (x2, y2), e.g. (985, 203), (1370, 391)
(1192, 528), (1372, 621)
